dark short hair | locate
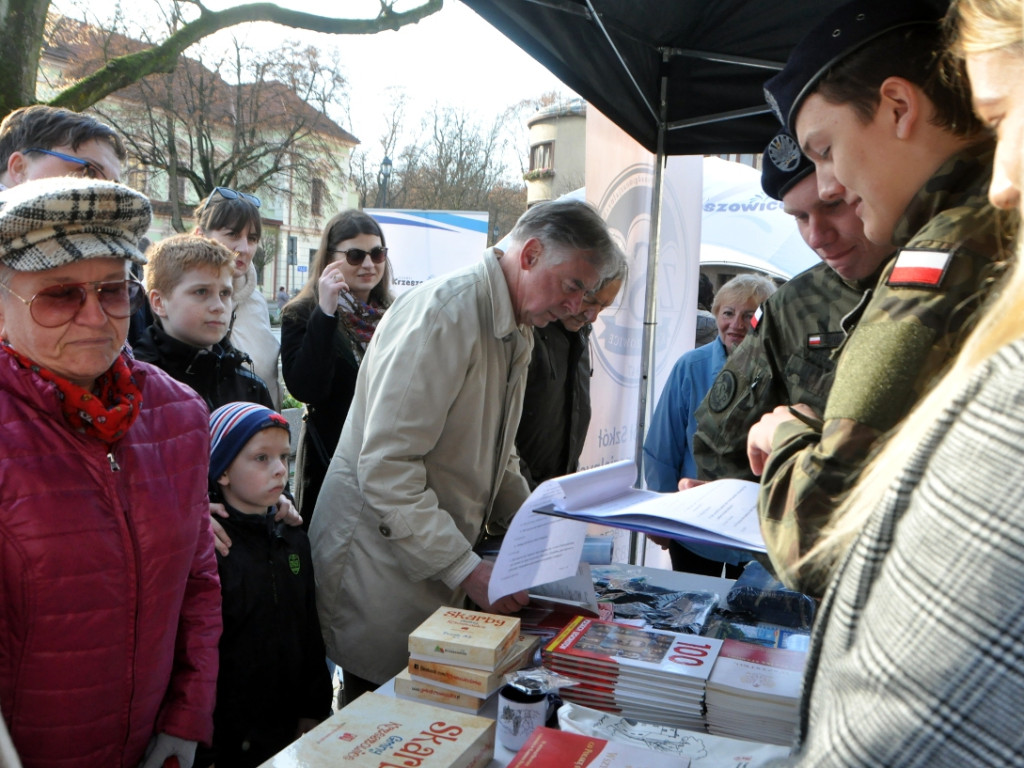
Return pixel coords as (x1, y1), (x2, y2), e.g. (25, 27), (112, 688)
(0, 105), (126, 170)
(815, 25), (982, 137)
(194, 194), (263, 242)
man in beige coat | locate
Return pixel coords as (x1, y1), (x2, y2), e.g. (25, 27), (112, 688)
(310, 200), (623, 700)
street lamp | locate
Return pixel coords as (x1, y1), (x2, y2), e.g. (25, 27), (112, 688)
(378, 156), (393, 208)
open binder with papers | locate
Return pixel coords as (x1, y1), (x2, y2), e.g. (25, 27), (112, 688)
(535, 460), (764, 552)
(487, 460), (764, 604)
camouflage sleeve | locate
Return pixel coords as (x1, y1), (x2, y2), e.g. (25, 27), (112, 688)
(758, 240), (999, 596)
(758, 416), (880, 595)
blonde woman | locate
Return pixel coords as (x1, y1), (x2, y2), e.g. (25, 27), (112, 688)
(777, 2), (1024, 764)
(643, 273), (776, 576)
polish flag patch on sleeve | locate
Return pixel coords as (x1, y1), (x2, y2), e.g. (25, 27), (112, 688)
(886, 248), (953, 288)
(750, 306), (763, 331)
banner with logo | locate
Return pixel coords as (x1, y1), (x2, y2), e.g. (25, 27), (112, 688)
(365, 209), (490, 297)
(579, 109), (702, 471)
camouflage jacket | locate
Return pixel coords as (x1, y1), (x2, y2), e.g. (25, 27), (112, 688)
(692, 261), (874, 483)
(759, 140), (1015, 597)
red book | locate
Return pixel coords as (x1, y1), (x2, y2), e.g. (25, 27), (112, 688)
(507, 727), (690, 767)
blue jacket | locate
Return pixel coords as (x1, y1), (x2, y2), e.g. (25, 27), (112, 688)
(644, 338), (727, 489)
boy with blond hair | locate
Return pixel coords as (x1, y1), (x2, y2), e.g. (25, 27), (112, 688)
(135, 234), (273, 411)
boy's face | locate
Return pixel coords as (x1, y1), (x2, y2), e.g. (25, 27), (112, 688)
(795, 89), (922, 247)
(149, 264), (233, 349)
(218, 427), (290, 515)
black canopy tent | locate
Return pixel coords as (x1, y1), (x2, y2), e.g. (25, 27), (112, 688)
(462, 1), (853, 561)
(460, 0), (853, 156)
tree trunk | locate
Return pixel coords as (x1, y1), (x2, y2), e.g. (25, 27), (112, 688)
(0, 0), (50, 114)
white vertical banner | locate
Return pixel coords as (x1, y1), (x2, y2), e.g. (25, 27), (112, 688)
(579, 109), (703, 471)
(652, 155), (704, 402)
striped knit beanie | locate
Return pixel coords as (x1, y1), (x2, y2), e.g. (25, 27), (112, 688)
(209, 402), (290, 481)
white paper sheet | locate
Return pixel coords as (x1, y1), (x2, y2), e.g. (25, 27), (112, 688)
(487, 476), (588, 603)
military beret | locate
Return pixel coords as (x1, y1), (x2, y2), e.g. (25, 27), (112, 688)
(0, 177), (150, 272)
(763, 0), (944, 133)
(761, 131), (815, 201)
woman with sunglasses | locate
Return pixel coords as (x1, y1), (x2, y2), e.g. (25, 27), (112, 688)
(281, 210), (393, 529)
(0, 177), (220, 768)
(194, 186), (282, 408)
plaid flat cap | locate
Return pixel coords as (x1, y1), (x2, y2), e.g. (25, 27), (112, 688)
(761, 130), (815, 201)
(763, 0), (944, 133)
(0, 176), (150, 271)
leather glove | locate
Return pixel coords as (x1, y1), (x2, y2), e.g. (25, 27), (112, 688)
(139, 733), (197, 768)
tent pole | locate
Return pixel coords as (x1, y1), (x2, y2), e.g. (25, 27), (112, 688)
(630, 51), (669, 566)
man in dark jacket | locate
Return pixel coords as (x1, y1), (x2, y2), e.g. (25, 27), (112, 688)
(517, 273), (625, 487)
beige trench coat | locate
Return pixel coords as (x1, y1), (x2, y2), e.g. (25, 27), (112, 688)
(310, 249), (533, 683)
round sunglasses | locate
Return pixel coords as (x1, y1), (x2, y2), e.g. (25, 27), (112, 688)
(4, 279), (146, 328)
(332, 247), (388, 266)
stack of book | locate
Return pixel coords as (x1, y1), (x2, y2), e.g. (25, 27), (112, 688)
(541, 616), (723, 731)
(705, 639), (806, 745)
(397, 606), (535, 714)
(258, 691), (494, 767)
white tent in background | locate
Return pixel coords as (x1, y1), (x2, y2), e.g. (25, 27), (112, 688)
(700, 157), (816, 282)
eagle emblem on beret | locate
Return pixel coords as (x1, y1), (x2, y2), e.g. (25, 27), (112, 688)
(767, 132), (802, 172)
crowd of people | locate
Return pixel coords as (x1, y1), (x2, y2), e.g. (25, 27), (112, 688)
(2, 0), (1024, 765)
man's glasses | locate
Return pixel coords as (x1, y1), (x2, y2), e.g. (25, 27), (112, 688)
(4, 279), (146, 328)
(199, 187), (262, 215)
(333, 247), (388, 266)
(24, 148), (108, 180)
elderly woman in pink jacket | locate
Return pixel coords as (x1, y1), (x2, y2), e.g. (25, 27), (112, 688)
(0, 177), (221, 768)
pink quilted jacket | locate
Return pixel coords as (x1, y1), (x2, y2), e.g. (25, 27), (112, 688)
(0, 354), (222, 767)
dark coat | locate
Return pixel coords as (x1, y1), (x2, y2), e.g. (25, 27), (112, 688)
(194, 504), (332, 768)
(134, 323), (274, 412)
(516, 322), (593, 489)
(280, 299), (360, 526)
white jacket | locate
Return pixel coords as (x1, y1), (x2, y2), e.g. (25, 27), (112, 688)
(230, 263), (282, 408)
(310, 249), (533, 683)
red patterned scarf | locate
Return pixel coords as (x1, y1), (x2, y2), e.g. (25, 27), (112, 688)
(1, 343), (142, 445)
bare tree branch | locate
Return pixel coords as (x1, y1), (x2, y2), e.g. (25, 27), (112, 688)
(47, 0), (442, 111)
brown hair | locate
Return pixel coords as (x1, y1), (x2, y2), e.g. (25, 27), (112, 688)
(815, 25), (983, 137)
(286, 209), (393, 312)
(145, 234), (233, 296)
(194, 193), (263, 241)
(0, 105), (126, 169)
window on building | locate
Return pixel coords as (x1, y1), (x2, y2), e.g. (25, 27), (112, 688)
(530, 142), (553, 171)
(311, 177), (325, 217)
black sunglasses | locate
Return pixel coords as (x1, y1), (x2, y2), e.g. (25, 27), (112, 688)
(333, 247), (388, 266)
(199, 186), (261, 215)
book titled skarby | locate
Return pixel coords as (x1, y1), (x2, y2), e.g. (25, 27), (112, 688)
(394, 669), (489, 715)
(409, 634), (540, 698)
(507, 726), (690, 767)
(408, 606), (521, 671)
(257, 691), (495, 768)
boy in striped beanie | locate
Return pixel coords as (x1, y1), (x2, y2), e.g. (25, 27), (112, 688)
(199, 402), (332, 768)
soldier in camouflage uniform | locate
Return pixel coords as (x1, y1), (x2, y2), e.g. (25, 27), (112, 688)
(692, 131), (892, 484)
(750, 0), (1016, 597)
